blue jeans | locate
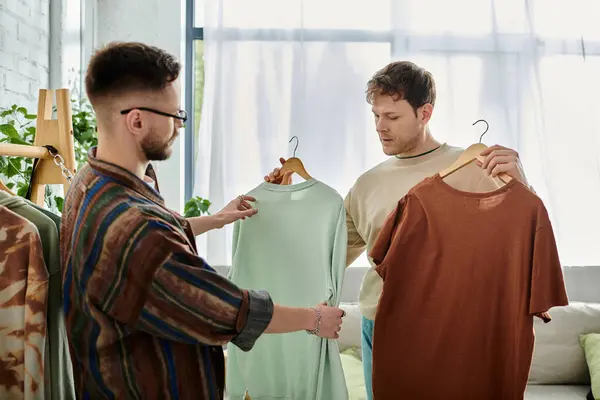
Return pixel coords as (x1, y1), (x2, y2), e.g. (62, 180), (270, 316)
(361, 316), (374, 400)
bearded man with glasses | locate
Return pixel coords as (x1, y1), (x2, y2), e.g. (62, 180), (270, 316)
(60, 41), (345, 400)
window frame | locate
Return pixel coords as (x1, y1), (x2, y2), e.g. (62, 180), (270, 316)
(185, 0), (202, 201)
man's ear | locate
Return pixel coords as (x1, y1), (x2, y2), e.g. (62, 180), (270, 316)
(124, 110), (144, 136)
(418, 103), (433, 125)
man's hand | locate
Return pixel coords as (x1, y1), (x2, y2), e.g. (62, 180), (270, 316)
(187, 195), (257, 236)
(479, 145), (528, 184)
(312, 302), (345, 339)
(214, 195), (258, 228)
(264, 157), (293, 185)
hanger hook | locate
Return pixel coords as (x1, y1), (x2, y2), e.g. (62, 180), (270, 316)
(289, 136), (299, 157)
(473, 119), (489, 143)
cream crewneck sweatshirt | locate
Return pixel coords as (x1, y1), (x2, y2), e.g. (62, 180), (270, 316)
(345, 143), (465, 319)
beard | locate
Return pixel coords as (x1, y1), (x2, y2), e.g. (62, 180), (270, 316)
(141, 128), (178, 161)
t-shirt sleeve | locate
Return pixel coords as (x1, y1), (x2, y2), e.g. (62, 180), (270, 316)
(344, 188), (367, 267)
(370, 194), (414, 281)
(529, 224), (569, 316)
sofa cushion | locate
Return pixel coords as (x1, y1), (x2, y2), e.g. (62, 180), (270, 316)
(529, 302), (600, 384)
(339, 303), (362, 353)
(524, 385), (591, 399)
(580, 333), (600, 398)
(340, 348), (366, 400)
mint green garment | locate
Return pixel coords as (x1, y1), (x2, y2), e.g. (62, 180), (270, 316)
(226, 179), (348, 400)
(0, 192), (76, 400)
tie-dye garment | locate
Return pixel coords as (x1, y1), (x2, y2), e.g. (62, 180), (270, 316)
(0, 205), (49, 399)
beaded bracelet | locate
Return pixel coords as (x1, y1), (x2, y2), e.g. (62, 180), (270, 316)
(306, 307), (322, 335)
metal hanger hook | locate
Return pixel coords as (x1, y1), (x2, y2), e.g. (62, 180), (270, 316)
(289, 136), (299, 157)
(473, 119), (489, 143)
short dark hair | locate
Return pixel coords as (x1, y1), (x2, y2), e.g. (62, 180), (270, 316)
(366, 61), (436, 114)
(85, 42), (181, 104)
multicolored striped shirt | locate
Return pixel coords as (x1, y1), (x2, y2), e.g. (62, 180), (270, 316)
(60, 147), (274, 399)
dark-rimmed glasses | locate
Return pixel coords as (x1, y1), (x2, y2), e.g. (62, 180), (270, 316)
(120, 107), (188, 123)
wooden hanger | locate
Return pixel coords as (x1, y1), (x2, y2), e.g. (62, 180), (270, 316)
(0, 178), (16, 195)
(439, 119), (512, 184)
(0, 89), (76, 206)
(280, 136), (312, 184)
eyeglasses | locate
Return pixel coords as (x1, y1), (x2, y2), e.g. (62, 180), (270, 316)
(120, 107), (188, 123)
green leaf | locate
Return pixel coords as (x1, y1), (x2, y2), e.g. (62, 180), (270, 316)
(0, 109), (12, 118)
(16, 107), (27, 115)
(184, 202), (199, 218)
(6, 161), (20, 178)
(0, 123), (20, 139)
(11, 137), (29, 145)
(55, 196), (64, 212)
(79, 130), (92, 142)
(17, 185), (28, 198)
(184, 196), (212, 217)
(24, 114), (36, 120)
(6, 182), (14, 189)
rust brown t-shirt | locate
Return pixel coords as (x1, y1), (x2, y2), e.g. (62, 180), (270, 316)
(370, 174), (569, 400)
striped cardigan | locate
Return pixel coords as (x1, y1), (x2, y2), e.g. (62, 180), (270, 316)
(60, 148), (273, 399)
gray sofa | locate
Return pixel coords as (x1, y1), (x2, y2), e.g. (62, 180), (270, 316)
(336, 266), (600, 400)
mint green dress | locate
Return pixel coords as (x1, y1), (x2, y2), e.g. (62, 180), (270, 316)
(226, 179), (348, 400)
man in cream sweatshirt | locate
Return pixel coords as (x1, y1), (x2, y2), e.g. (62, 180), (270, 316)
(265, 61), (530, 399)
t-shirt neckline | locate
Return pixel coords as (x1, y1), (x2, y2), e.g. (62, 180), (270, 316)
(432, 172), (519, 198)
(260, 178), (318, 192)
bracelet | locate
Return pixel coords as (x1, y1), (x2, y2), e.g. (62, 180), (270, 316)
(306, 307), (322, 335)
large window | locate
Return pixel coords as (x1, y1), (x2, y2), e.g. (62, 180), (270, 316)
(188, 0), (600, 268)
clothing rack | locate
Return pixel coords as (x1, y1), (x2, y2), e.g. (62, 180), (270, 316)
(0, 89), (76, 206)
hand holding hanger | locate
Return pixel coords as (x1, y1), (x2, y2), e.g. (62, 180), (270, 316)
(264, 136), (312, 185)
(478, 145), (527, 183)
(264, 157), (294, 185)
(440, 120), (529, 185)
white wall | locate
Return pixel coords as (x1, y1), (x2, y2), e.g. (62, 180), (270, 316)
(0, 0), (50, 111)
(95, 0), (187, 212)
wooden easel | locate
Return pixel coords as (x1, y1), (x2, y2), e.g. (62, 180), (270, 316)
(0, 89), (76, 206)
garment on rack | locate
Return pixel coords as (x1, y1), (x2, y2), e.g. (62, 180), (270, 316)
(226, 179), (348, 400)
(371, 174), (568, 400)
(0, 205), (48, 399)
(0, 192), (75, 400)
(28, 200), (76, 400)
(0, 192), (76, 400)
